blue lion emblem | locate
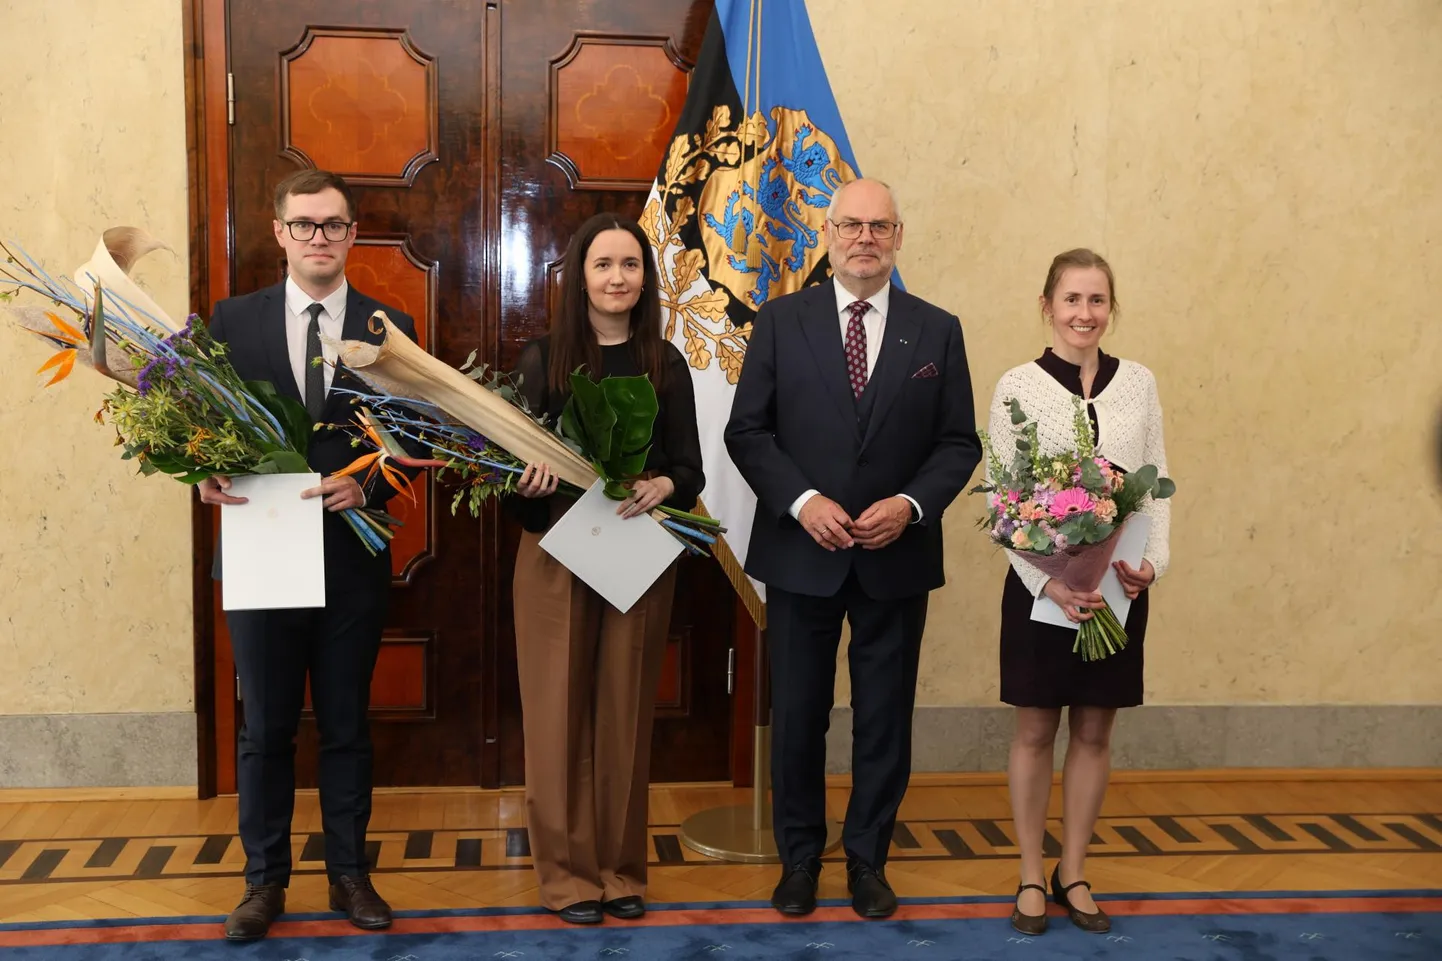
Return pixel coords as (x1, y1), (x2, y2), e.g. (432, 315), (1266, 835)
(703, 124), (845, 307)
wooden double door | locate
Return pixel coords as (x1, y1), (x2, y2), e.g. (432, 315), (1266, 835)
(190, 0), (745, 793)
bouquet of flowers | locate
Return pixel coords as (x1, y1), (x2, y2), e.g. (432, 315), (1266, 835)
(1, 229), (399, 555)
(329, 314), (723, 555)
(972, 396), (1175, 660)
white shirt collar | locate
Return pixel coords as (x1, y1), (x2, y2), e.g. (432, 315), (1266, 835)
(285, 275), (349, 322)
(834, 277), (890, 319)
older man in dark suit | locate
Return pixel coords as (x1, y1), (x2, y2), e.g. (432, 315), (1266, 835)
(198, 170), (420, 942)
(725, 178), (981, 919)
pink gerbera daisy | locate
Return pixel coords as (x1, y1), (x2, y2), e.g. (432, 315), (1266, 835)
(1048, 488), (1095, 519)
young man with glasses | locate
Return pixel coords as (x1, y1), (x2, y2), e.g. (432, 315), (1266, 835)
(725, 178), (981, 920)
(197, 169), (421, 942)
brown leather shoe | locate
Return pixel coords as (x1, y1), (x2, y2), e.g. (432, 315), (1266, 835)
(223, 883), (285, 941)
(329, 874), (393, 930)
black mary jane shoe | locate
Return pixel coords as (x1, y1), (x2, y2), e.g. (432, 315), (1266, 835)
(1051, 864), (1110, 933)
(602, 896), (646, 920)
(556, 900), (605, 925)
(1010, 881), (1048, 935)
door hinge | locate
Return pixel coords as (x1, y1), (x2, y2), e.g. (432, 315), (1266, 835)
(726, 647), (735, 695)
(226, 72), (235, 125)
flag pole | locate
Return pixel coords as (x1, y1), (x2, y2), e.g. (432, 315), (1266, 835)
(678, 604), (842, 863)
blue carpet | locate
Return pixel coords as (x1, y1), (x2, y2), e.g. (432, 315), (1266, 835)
(1, 892), (1437, 960)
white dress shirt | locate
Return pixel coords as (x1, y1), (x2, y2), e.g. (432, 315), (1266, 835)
(283, 276), (347, 399)
(788, 278), (923, 525)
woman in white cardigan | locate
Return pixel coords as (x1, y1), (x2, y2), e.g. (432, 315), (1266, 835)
(991, 249), (1171, 936)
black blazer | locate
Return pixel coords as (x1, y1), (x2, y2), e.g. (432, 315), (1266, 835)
(724, 281), (982, 600)
(209, 282), (420, 584)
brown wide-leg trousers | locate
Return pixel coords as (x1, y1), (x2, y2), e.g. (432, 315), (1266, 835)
(512, 526), (677, 910)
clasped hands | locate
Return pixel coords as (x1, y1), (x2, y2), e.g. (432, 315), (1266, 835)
(798, 494), (911, 552)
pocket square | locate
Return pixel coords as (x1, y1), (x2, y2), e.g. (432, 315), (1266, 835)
(911, 362), (939, 379)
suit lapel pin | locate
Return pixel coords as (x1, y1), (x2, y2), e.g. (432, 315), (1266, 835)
(899, 338), (908, 345)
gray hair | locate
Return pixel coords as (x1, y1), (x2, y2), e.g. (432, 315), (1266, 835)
(826, 177), (904, 224)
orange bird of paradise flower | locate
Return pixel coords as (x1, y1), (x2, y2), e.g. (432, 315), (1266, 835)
(34, 311), (87, 386)
(334, 412), (445, 506)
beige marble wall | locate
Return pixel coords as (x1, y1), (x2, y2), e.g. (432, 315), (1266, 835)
(0, 0), (192, 715)
(808, 0), (1442, 706)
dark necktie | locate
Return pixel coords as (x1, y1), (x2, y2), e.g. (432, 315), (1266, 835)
(844, 300), (870, 398)
(304, 302), (326, 421)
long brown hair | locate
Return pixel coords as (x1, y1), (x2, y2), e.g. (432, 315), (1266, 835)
(548, 213), (667, 393)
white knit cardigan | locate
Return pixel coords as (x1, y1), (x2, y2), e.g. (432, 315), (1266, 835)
(986, 358), (1172, 597)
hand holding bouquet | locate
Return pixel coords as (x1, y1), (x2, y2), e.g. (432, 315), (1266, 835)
(972, 396), (1175, 660)
(331, 315), (724, 556)
(1, 229), (399, 555)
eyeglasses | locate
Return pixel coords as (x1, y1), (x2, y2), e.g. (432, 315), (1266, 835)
(284, 220), (354, 242)
(829, 219), (899, 240)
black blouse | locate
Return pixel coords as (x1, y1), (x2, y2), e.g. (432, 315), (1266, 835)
(1034, 347), (1119, 442)
(506, 335), (705, 532)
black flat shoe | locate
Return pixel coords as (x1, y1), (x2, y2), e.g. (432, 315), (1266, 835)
(1010, 882), (1048, 935)
(602, 896), (645, 919)
(1051, 864), (1110, 933)
(770, 856), (822, 916)
(846, 858), (897, 919)
(556, 900), (604, 924)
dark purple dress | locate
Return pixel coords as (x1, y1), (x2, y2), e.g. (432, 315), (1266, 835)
(999, 349), (1148, 709)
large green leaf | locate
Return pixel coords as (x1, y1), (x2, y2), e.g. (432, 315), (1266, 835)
(601, 375), (657, 454)
(560, 371), (661, 488)
(562, 372), (615, 462)
(255, 450), (311, 474)
(246, 379), (312, 453)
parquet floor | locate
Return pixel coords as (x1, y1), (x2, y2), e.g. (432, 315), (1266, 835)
(0, 772), (1437, 924)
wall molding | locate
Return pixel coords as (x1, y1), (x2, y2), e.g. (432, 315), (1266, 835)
(0, 713), (197, 788)
(824, 705), (1442, 773)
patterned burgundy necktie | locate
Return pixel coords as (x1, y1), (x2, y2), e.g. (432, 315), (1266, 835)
(845, 300), (870, 398)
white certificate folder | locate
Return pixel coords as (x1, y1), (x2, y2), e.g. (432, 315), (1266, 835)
(1031, 513), (1151, 630)
(539, 480), (684, 613)
(220, 473), (326, 611)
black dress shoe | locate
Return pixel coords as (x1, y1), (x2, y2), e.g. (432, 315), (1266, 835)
(602, 895), (646, 919)
(770, 855), (822, 915)
(557, 900), (605, 924)
(1051, 864), (1110, 933)
(223, 883), (285, 941)
(846, 859), (898, 919)
(329, 875), (393, 930)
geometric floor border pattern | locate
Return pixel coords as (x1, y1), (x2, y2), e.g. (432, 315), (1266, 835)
(3, 812), (1440, 884)
(1, 891), (1440, 960)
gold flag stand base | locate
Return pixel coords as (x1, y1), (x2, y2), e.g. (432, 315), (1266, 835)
(679, 723), (843, 863)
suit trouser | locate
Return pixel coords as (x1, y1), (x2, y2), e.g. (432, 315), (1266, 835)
(512, 529), (676, 909)
(228, 582), (386, 886)
(767, 571), (928, 869)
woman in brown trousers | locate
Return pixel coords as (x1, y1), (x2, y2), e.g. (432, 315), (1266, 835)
(507, 212), (704, 925)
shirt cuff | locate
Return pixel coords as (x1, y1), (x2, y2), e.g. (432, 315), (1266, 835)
(898, 493), (922, 524)
(788, 489), (819, 519)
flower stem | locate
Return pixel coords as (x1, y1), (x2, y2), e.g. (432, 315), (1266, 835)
(1073, 602), (1129, 661)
